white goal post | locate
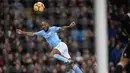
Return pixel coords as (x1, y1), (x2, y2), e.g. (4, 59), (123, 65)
(94, 0), (108, 73)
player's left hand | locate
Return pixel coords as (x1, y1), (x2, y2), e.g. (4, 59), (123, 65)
(69, 22), (76, 28)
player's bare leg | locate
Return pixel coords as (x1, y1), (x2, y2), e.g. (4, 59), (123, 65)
(115, 57), (130, 73)
(50, 49), (61, 57)
(50, 49), (72, 64)
(48, 49), (82, 73)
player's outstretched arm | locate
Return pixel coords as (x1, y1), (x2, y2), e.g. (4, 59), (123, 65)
(60, 22), (76, 31)
(16, 29), (35, 36)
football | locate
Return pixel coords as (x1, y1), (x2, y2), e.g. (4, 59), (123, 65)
(33, 2), (45, 12)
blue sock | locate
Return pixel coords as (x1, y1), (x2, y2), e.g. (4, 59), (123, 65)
(73, 65), (83, 73)
(53, 54), (68, 63)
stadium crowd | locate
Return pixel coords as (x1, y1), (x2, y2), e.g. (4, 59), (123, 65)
(108, 2), (130, 73)
(0, 0), (95, 73)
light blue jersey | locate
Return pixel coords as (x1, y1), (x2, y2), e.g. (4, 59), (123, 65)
(34, 26), (61, 48)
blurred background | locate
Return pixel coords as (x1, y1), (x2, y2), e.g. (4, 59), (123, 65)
(0, 0), (95, 73)
(108, 0), (130, 73)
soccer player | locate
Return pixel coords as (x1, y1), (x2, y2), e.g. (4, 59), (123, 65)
(114, 13), (130, 73)
(16, 21), (83, 73)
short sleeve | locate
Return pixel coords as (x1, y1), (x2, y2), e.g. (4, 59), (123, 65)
(51, 26), (60, 32)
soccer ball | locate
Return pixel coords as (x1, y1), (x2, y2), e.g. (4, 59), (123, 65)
(33, 2), (45, 12)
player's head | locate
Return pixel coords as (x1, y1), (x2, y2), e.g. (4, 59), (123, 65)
(40, 21), (49, 32)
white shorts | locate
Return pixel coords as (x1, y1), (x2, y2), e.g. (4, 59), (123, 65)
(54, 42), (71, 59)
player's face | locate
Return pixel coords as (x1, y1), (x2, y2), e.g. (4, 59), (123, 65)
(41, 23), (49, 32)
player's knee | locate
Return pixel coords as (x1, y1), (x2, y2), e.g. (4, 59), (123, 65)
(45, 54), (52, 59)
(117, 62), (125, 68)
(49, 54), (54, 58)
(115, 64), (123, 73)
(69, 60), (75, 69)
(116, 65), (123, 70)
(114, 62), (124, 73)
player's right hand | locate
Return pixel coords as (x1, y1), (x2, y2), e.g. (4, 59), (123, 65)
(69, 22), (76, 28)
(16, 29), (24, 34)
